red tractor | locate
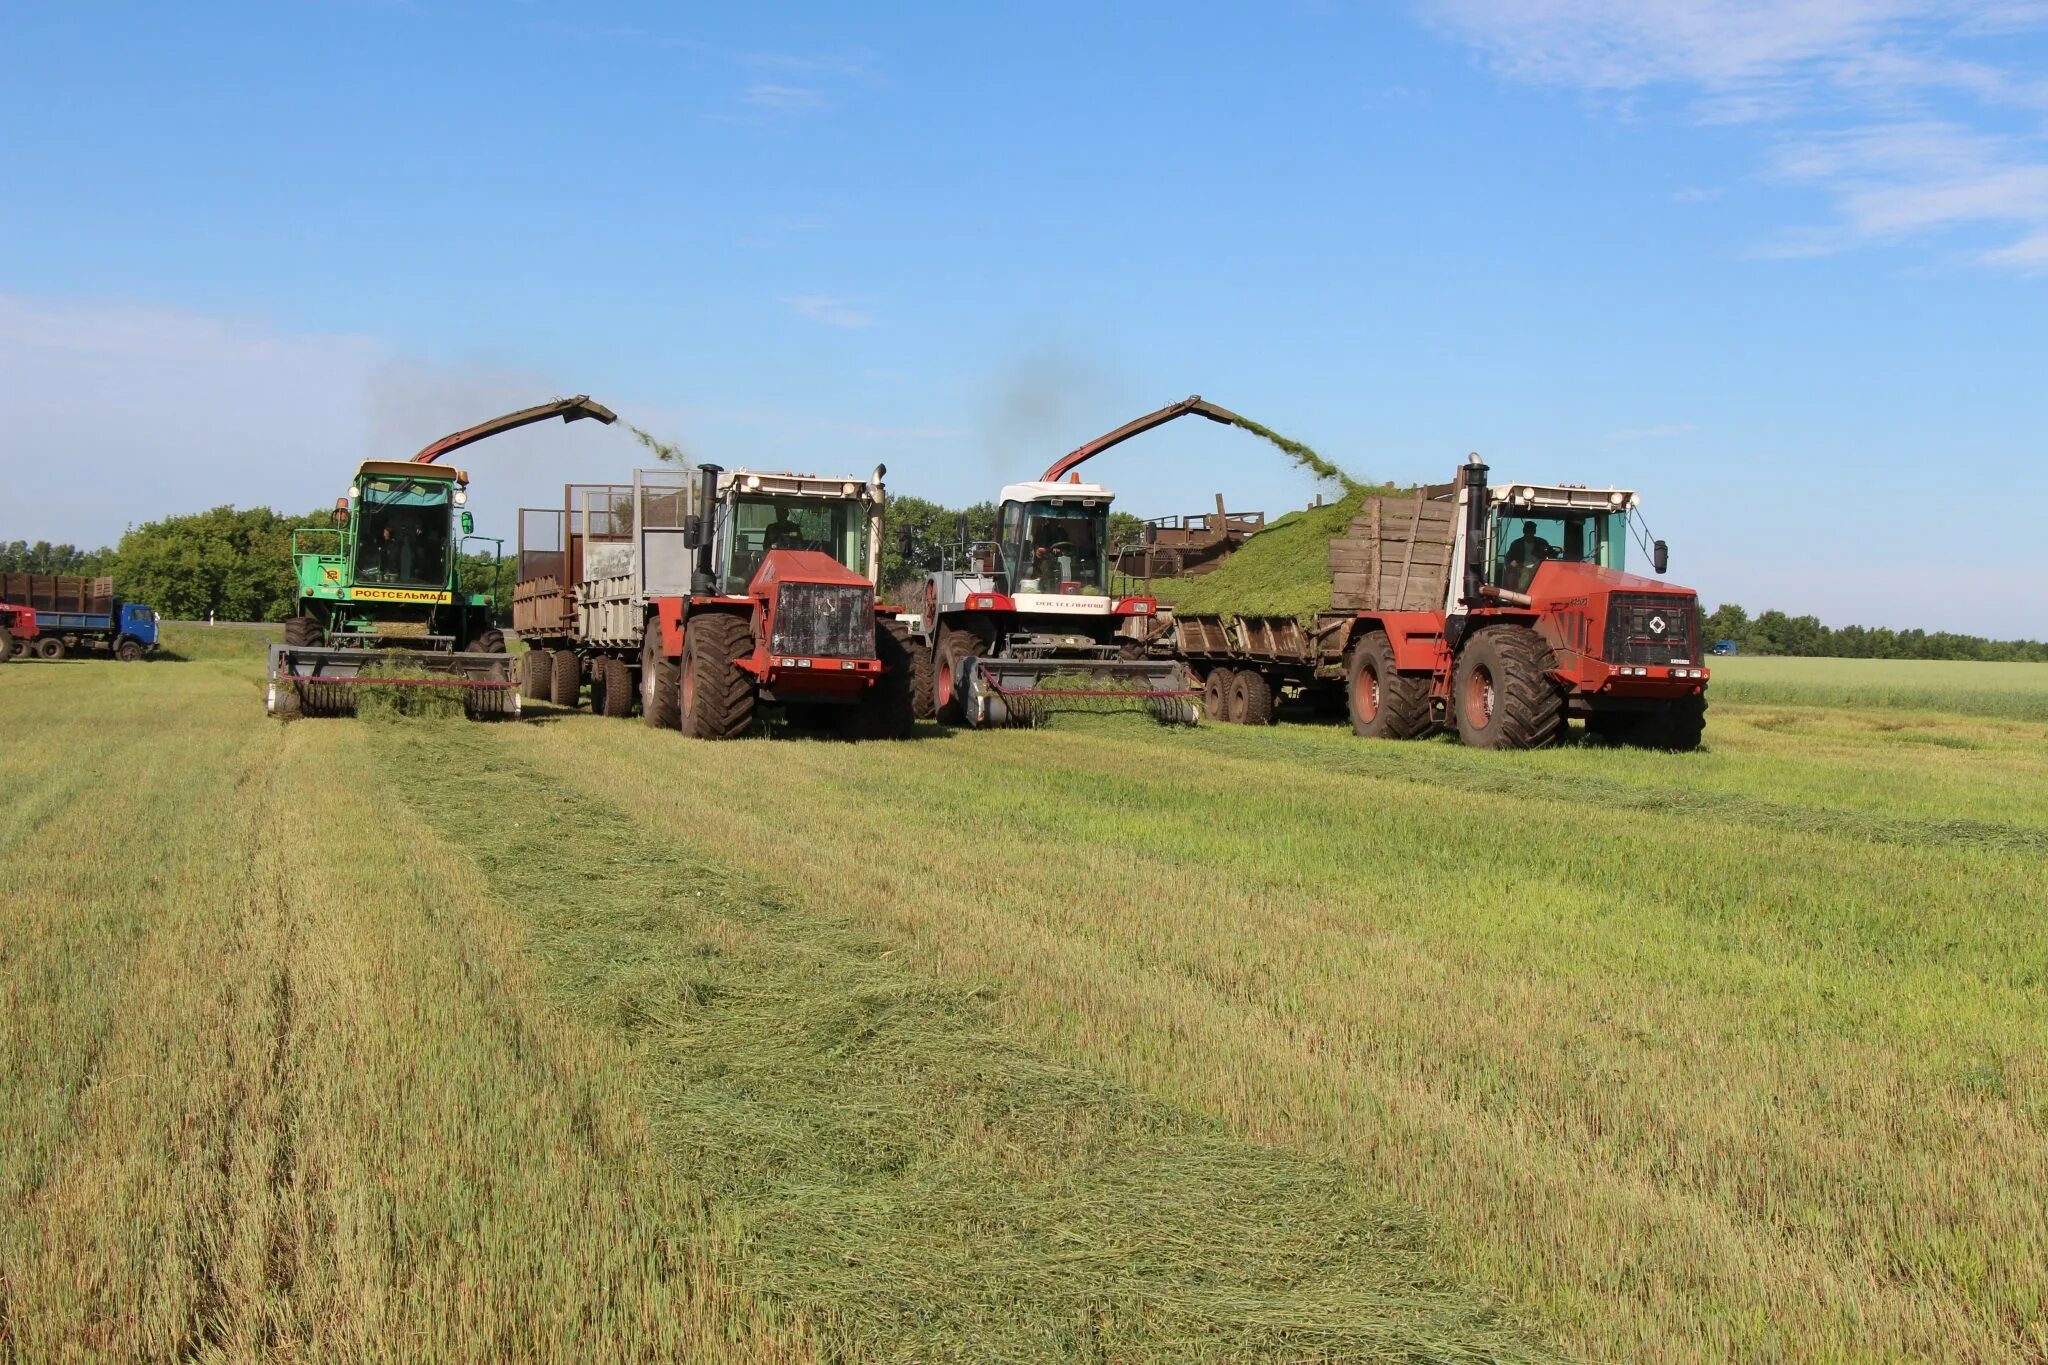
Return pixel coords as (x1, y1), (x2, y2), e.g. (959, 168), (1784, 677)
(0, 601), (39, 664)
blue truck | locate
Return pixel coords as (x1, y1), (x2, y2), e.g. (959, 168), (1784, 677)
(0, 574), (160, 661)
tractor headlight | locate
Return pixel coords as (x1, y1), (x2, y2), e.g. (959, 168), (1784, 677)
(1608, 491), (1625, 507)
(453, 489), (467, 505)
(745, 475), (762, 491)
(347, 485), (359, 499)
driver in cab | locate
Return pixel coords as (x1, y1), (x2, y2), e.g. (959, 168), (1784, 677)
(765, 504), (804, 550)
(1502, 521), (1552, 592)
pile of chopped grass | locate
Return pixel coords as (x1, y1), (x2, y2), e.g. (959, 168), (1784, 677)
(1151, 484), (1416, 619)
(350, 654), (471, 721)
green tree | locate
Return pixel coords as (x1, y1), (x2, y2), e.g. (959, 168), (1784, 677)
(880, 495), (996, 594)
(112, 506), (328, 621)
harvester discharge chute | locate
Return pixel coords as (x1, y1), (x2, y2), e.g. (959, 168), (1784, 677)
(266, 395), (617, 719)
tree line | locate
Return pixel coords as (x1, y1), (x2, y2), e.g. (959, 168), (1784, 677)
(1700, 603), (2047, 663)
(8, 510), (2038, 661)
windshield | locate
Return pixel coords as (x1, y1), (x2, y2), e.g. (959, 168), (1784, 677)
(1002, 500), (1108, 594)
(724, 495), (870, 593)
(1491, 510), (1624, 592)
(356, 477), (454, 588)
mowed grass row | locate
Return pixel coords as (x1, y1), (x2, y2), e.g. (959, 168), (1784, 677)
(515, 689), (2048, 1362)
(0, 642), (809, 1360)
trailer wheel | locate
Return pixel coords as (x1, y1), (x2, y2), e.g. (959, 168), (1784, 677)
(1202, 667), (1235, 722)
(855, 624), (917, 739)
(114, 637), (144, 663)
(550, 649), (582, 710)
(283, 614), (322, 648)
(519, 649), (548, 702)
(593, 656), (635, 718)
(641, 629), (679, 729)
(1231, 670), (1275, 726)
(1452, 626), (1564, 751)
(1347, 631), (1434, 739)
(679, 613), (756, 740)
(933, 627), (988, 726)
(37, 637), (66, 661)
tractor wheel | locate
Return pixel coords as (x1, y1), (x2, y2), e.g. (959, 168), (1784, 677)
(640, 628), (679, 729)
(282, 614), (322, 648)
(550, 649), (582, 710)
(38, 637), (67, 661)
(1231, 670), (1275, 726)
(1202, 667), (1235, 722)
(1346, 631), (1434, 740)
(856, 624), (918, 739)
(470, 629), (506, 654)
(679, 613), (756, 740)
(907, 634), (936, 721)
(592, 656), (635, 718)
(0, 627), (15, 664)
(783, 702), (844, 733)
(933, 626), (988, 726)
(519, 649), (548, 702)
(1452, 626), (1565, 751)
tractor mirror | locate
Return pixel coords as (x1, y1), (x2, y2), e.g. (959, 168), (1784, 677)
(1653, 540), (1669, 575)
(955, 512), (969, 546)
(461, 510), (474, 535)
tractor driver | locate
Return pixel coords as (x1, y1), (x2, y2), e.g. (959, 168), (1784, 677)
(1502, 520), (1553, 592)
(765, 504), (804, 550)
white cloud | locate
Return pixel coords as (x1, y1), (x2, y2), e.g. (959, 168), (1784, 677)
(1424, 0), (2048, 269)
(742, 83), (827, 113)
(782, 294), (874, 328)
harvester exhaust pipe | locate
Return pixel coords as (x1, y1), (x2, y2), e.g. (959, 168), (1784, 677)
(1461, 452), (1490, 607)
(693, 464), (722, 594)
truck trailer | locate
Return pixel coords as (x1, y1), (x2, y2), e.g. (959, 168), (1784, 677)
(0, 574), (159, 661)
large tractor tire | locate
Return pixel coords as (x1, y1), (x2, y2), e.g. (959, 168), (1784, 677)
(855, 624), (918, 739)
(37, 637), (67, 661)
(1597, 694), (1708, 751)
(679, 613), (757, 740)
(593, 656), (636, 718)
(0, 627), (15, 664)
(519, 649), (548, 702)
(1346, 630), (1435, 740)
(1452, 626), (1565, 751)
(114, 637), (144, 662)
(282, 615), (322, 648)
(907, 633), (935, 721)
(933, 626), (988, 726)
(550, 649), (582, 710)
(1230, 670), (1275, 726)
(641, 629), (679, 729)
(470, 629), (506, 654)
(1202, 667), (1235, 722)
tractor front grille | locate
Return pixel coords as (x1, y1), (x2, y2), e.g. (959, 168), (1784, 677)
(1604, 592), (1699, 665)
(771, 583), (875, 659)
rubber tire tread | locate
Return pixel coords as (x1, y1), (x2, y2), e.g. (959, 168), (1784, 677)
(596, 656), (635, 718)
(1454, 626), (1565, 751)
(1347, 631), (1435, 739)
(1231, 670), (1275, 726)
(38, 637), (66, 661)
(283, 615), (322, 648)
(550, 649), (582, 710)
(1640, 693), (1708, 751)
(471, 629), (506, 654)
(641, 629), (679, 729)
(680, 612), (757, 740)
(520, 649), (548, 702)
(856, 623), (917, 739)
(934, 626), (988, 726)
(1202, 668), (1235, 723)
(115, 638), (143, 662)
(907, 631), (936, 720)
(0, 628), (14, 664)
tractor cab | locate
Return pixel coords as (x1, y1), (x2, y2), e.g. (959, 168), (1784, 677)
(714, 468), (883, 594)
(349, 461), (471, 590)
(993, 481), (1113, 600)
(1463, 482), (1640, 595)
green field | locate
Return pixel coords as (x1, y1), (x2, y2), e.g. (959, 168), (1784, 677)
(4, 628), (2045, 1360)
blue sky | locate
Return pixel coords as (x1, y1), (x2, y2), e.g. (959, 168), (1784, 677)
(2, 1), (2044, 634)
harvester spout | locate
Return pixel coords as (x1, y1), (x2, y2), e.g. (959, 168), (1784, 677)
(410, 395), (619, 464)
(1039, 395), (1244, 483)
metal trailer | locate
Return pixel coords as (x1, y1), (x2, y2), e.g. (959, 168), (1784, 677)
(0, 574), (159, 661)
(1167, 611), (1352, 724)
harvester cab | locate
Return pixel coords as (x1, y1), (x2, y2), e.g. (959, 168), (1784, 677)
(266, 394), (617, 719)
